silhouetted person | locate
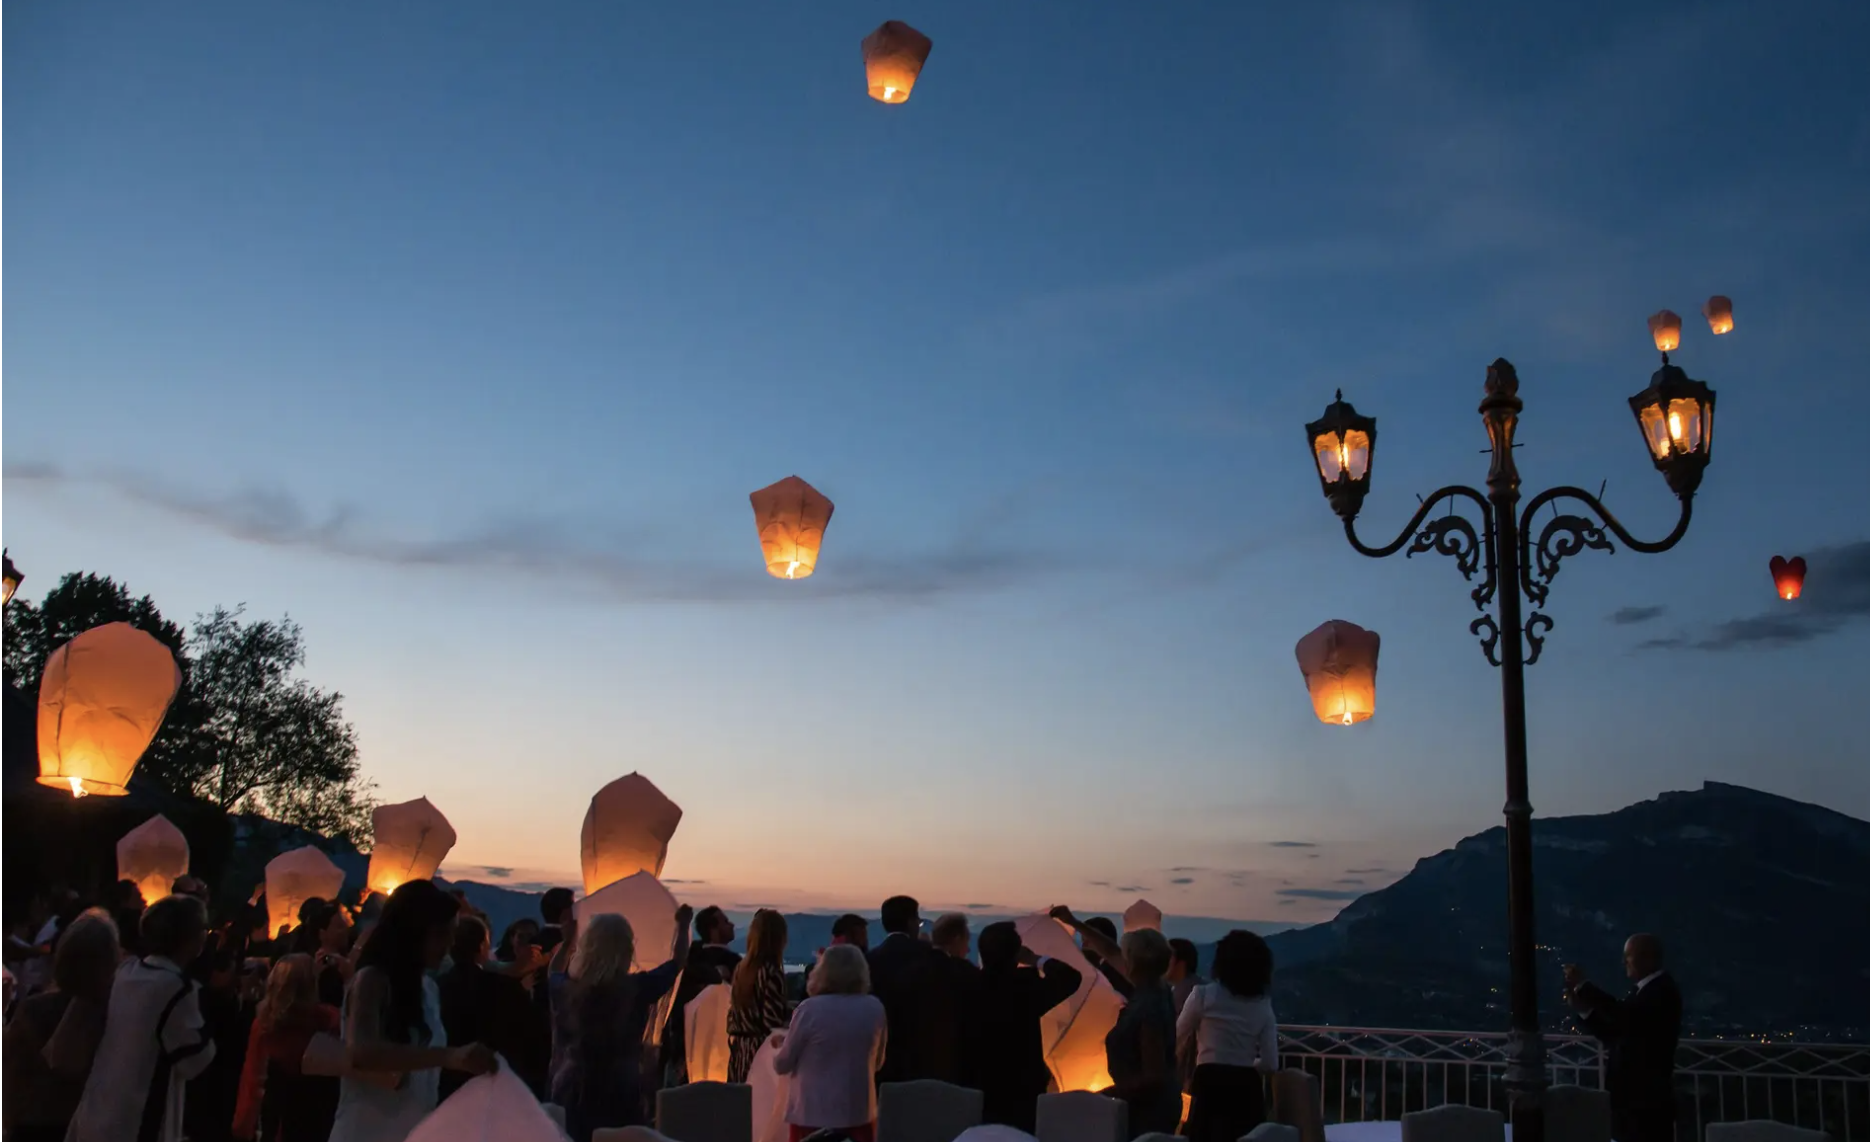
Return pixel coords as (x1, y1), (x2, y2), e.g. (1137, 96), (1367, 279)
(969, 922), (1081, 1133)
(866, 896), (945, 1083)
(536, 889), (576, 955)
(1080, 916), (1134, 999)
(662, 906), (743, 1086)
(1566, 934), (1682, 1142)
(1177, 931), (1278, 1142)
(438, 917), (537, 1099)
(830, 915), (870, 953)
(920, 914), (980, 1085)
(1167, 938), (1205, 1017)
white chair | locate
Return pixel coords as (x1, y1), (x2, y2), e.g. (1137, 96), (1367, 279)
(1245, 1124), (1303, 1142)
(656, 1081), (754, 1142)
(878, 1080), (985, 1142)
(1035, 1091), (1127, 1142)
(1399, 1104), (1505, 1142)
(1543, 1085), (1612, 1142)
(1270, 1070), (1326, 1142)
(953, 1129), (1038, 1142)
(594, 1130), (676, 1142)
(1705, 1123), (1832, 1142)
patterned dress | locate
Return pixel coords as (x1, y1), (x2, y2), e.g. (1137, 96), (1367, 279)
(726, 964), (789, 1083)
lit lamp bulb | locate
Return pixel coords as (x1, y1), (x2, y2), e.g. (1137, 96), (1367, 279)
(1668, 410), (1685, 446)
(1648, 310), (1683, 355)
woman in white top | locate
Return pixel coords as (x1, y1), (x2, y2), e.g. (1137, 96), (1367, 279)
(1174, 930), (1280, 1142)
(772, 945), (887, 1142)
(329, 881), (494, 1142)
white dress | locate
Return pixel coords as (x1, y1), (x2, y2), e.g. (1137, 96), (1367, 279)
(328, 974), (445, 1142)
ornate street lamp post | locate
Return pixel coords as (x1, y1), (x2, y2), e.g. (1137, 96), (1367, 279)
(1304, 345), (1716, 1142)
(2, 549), (22, 608)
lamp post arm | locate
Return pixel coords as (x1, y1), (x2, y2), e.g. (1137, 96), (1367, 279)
(1518, 486), (1694, 608)
(1343, 485), (1497, 613)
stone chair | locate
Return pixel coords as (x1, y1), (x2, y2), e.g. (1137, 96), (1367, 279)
(1543, 1085), (1613, 1142)
(1705, 1122), (1833, 1142)
(1035, 1091), (1128, 1142)
(656, 1081), (754, 1142)
(1399, 1103), (1506, 1142)
(877, 1080), (986, 1142)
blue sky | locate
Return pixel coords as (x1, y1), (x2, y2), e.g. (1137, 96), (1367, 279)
(6, 1), (1869, 924)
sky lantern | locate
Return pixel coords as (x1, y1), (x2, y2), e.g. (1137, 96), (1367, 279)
(861, 20), (932, 104)
(1648, 310), (1683, 354)
(37, 622), (182, 797)
(581, 772), (683, 895)
(1122, 899), (1162, 933)
(403, 1061), (563, 1142)
(1769, 555), (1806, 601)
(1296, 620), (1381, 727)
(265, 845), (345, 940)
(366, 797), (458, 896)
(118, 814), (189, 906)
(1014, 913), (1122, 1092)
(1703, 295), (1734, 335)
(575, 870), (680, 973)
(749, 476), (835, 580)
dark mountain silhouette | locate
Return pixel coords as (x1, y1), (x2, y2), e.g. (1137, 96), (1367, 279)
(1258, 782), (1870, 1038)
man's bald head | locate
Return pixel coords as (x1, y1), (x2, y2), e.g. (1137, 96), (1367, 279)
(1623, 933), (1664, 980)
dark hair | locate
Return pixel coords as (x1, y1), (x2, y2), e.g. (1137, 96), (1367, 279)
(1211, 930), (1273, 998)
(879, 896), (920, 936)
(977, 921), (1021, 970)
(831, 914), (868, 941)
(298, 896), (328, 926)
(695, 906), (728, 940)
(141, 895), (208, 960)
(496, 919), (539, 962)
(541, 887), (575, 924)
(1083, 916), (1118, 940)
(116, 879), (144, 907)
(1169, 938), (1200, 973)
(452, 915), (490, 966)
(293, 900), (342, 955)
(357, 880), (459, 1044)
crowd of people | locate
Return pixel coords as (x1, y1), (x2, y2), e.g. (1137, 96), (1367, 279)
(2, 875), (1288, 1142)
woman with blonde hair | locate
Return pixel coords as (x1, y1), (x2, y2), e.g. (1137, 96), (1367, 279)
(772, 945), (887, 1142)
(727, 909), (789, 1083)
(233, 954), (342, 1142)
(548, 905), (692, 1142)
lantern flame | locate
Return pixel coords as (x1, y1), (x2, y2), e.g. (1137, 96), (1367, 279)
(1668, 412), (1684, 446)
(68, 775), (87, 798)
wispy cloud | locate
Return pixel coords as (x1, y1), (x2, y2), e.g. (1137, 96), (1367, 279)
(1266, 841), (1318, 849)
(1639, 540), (1870, 650)
(480, 867), (514, 879)
(1278, 887), (1364, 901)
(1116, 885), (1150, 893)
(1609, 605), (1666, 626)
(1170, 877), (1195, 886)
(1334, 878), (1366, 886)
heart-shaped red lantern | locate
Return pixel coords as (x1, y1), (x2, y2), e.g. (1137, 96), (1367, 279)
(1769, 555), (1806, 601)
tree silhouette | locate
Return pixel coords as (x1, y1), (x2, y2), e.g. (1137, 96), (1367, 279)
(4, 572), (375, 843)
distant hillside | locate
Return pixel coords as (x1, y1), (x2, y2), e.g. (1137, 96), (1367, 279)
(1259, 782), (1870, 1038)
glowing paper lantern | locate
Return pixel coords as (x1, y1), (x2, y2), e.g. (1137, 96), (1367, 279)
(861, 20), (932, 104)
(265, 846), (345, 940)
(366, 797), (457, 896)
(1703, 295), (1734, 335)
(118, 814), (189, 906)
(1122, 899), (1162, 933)
(37, 622), (182, 797)
(749, 476), (835, 581)
(685, 983), (732, 1084)
(1648, 310), (1683, 354)
(581, 772), (683, 894)
(1014, 913), (1122, 1092)
(1769, 555), (1806, 601)
(748, 1035), (791, 1142)
(575, 870), (680, 973)
(404, 1058), (562, 1142)
(1296, 620), (1380, 727)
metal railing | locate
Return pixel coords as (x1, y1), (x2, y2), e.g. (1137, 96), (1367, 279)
(1278, 1025), (1870, 1141)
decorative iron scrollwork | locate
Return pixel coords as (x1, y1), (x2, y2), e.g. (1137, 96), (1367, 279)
(1525, 513), (1615, 606)
(1471, 614), (1502, 667)
(1524, 613), (1553, 666)
(1408, 514), (1482, 578)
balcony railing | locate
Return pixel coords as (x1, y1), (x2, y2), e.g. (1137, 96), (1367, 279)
(1278, 1025), (1870, 1141)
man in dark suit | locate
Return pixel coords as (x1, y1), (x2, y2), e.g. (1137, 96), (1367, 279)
(867, 894), (947, 1083)
(970, 921), (1083, 1133)
(920, 913), (983, 1085)
(1565, 933), (1683, 1142)
(660, 906), (743, 1085)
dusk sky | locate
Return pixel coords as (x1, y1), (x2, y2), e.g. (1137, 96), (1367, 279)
(6, 2), (1869, 927)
